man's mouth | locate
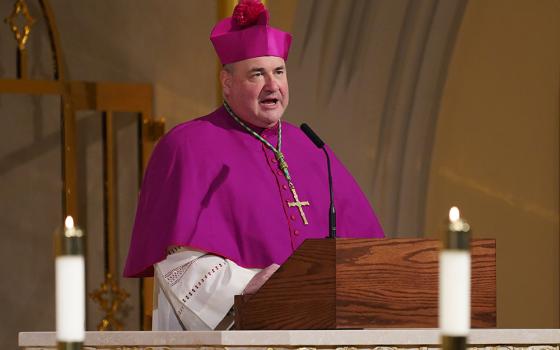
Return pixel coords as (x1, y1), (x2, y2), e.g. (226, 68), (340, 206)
(259, 98), (279, 106)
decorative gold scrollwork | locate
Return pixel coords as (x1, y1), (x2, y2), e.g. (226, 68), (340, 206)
(4, 0), (36, 50)
(89, 272), (130, 331)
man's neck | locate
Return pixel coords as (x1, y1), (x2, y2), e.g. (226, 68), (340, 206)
(222, 103), (279, 131)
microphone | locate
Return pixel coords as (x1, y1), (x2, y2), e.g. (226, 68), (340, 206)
(300, 123), (336, 239)
(300, 123), (325, 148)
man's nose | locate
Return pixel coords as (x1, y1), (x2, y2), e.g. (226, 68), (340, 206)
(264, 75), (280, 91)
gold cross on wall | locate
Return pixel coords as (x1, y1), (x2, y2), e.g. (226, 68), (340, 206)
(287, 184), (310, 225)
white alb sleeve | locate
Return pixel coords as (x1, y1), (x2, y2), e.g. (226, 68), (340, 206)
(154, 249), (259, 330)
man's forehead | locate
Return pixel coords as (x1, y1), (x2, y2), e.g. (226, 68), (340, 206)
(233, 56), (286, 70)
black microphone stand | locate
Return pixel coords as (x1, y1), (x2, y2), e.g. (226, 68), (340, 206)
(323, 148), (336, 239)
(300, 123), (336, 239)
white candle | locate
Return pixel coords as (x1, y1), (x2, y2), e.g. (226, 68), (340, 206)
(439, 250), (471, 335)
(56, 256), (85, 341)
(439, 207), (471, 336)
(55, 216), (85, 342)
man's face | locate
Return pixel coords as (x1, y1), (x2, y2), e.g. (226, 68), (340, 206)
(221, 56), (289, 128)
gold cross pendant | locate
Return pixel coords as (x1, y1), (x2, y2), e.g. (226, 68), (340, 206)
(287, 183), (310, 225)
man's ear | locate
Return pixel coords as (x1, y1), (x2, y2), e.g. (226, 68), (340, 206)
(220, 69), (232, 96)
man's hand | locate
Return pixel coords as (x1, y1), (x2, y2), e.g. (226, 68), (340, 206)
(242, 263), (280, 295)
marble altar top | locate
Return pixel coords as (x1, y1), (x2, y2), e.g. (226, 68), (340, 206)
(19, 329), (560, 347)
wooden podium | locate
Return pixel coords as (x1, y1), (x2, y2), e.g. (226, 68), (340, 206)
(234, 238), (496, 330)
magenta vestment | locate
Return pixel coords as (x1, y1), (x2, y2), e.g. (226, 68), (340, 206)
(124, 107), (384, 277)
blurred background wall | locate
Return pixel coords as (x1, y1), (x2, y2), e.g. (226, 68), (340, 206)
(0, 0), (558, 349)
(425, 0), (559, 328)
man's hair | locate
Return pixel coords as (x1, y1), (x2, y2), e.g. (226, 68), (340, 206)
(223, 63), (234, 74)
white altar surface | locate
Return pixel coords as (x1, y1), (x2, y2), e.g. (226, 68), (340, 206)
(19, 329), (560, 350)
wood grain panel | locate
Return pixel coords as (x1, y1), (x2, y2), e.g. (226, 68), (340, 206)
(235, 238), (496, 330)
(335, 238), (495, 328)
(336, 239), (439, 327)
(235, 239), (335, 329)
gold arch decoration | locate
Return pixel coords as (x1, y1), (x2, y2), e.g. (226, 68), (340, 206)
(0, 0), (164, 331)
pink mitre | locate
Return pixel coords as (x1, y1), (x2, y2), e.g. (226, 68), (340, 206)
(210, 0), (292, 65)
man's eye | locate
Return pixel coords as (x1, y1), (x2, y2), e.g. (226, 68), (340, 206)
(275, 70), (284, 75)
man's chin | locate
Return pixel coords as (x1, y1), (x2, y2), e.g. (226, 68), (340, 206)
(258, 112), (283, 127)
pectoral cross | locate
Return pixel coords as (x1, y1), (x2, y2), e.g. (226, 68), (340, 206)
(287, 183), (310, 225)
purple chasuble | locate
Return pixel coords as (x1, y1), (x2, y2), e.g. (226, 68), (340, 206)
(124, 106), (384, 277)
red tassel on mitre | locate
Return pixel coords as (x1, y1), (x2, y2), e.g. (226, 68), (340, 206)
(232, 0), (266, 28)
